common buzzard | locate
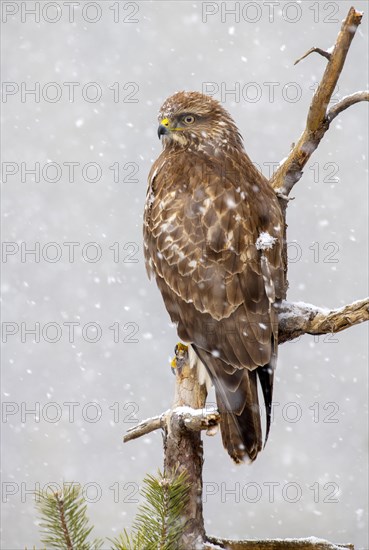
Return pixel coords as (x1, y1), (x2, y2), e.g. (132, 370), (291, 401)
(144, 91), (284, 463)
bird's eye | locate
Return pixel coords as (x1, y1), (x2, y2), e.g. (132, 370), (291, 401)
(183, 115), (195, 125)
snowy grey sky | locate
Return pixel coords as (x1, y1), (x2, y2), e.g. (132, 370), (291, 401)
(2, 1), (368, 548)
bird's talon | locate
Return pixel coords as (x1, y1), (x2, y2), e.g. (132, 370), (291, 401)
(171, 342), (189, 374)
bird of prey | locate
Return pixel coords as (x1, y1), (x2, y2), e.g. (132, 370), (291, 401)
(144, 91), (284, 463)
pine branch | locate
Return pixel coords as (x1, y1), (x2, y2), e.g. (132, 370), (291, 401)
(113, 469), (191, 550)
(35, 484), (103, 550)
(109, 530), (142, 550)
(135, 469), (190, 550)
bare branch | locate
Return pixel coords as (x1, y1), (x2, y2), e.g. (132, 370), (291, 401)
(277, 298), (369, 344)
(206, 536), (354, 550)
(327, 91), (369, 122)
(270, 7), (364, 196)
(294, 46), (332, 65)
(123, 413), (166, 443)
(306, 7), (363, 132)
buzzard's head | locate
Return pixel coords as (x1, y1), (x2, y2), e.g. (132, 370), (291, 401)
(157, 91), (243, 151)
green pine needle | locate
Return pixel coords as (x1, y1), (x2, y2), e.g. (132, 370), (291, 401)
(32, 470), (190, 550)
(109, 530), (142, 550)
(35, 484), (103, 550)
(127, 469), (190, 550)
(108, 469), (190, 550)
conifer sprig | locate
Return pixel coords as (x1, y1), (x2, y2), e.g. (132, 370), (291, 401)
(35, 484), (103, 550)
(33, 470), (190, 549)
(110, 469), (190, 550)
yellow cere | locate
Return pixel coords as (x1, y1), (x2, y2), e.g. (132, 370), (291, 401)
(160, 117), (184, 132)
(176, 343), (188, 353)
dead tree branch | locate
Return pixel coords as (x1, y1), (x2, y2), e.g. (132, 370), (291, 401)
(327, 91), (369, 122)
(294, 46), (332, 65)
(123, 413), (166, 443)
(270, 7), (367, 197)
(276, 298), (369, 344)
(123, 406), (219, 443)
(205, 536), (354, 550)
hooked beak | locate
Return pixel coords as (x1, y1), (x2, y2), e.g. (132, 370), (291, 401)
(157, 117), (170, 139)
(157, 124), (169, 139)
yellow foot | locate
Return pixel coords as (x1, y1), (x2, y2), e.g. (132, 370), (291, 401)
(171, 343), (189, 374)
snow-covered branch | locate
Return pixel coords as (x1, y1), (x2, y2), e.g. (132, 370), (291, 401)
(276, 298), (369, 344)
(270, 7), (366, 196)
(206, 536), (354, 550)
(123, 406), (220, 443)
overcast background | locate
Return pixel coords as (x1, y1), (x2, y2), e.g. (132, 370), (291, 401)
(1, 1), (368, 548)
